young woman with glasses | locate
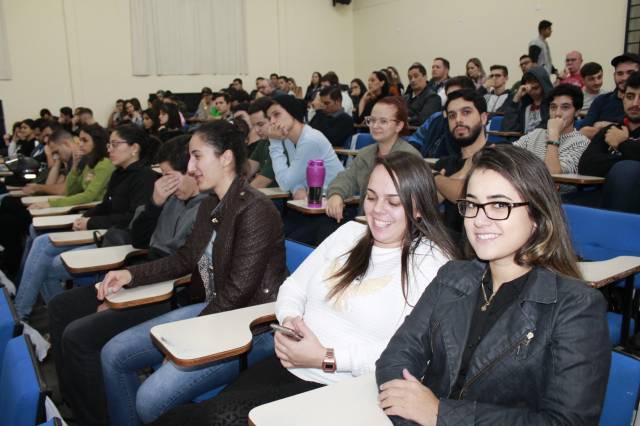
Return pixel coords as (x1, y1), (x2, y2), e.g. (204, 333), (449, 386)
(376, 145), (610, 425)
(326, 96), (422, 224)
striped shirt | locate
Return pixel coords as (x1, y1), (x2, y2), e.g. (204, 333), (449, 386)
(514, 128), (590, 174)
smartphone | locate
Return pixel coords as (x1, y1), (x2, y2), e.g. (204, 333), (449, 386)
(271, 323), (303, 340)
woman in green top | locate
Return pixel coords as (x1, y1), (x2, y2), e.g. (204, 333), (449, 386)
(29, 124), (114, 209)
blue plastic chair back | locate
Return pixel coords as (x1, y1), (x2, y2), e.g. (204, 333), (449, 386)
(599, 351), (640, 426)
(576, 118), (587, 130)
(0, 287), (22, 377)
(563, 204), (640, 260)
(487, 116), (508, 143)
(0, 335), (46, 426)
(350, 133), (376, 150)
(285, 240), (314, 274)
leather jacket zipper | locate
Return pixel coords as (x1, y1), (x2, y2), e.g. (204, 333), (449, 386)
(457, 330), (535, 399)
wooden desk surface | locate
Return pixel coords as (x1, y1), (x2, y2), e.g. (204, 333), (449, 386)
(29, 201), (100, 217)
(32, 214), (82, 231)
(425, 158), (438, 166)
(49, 229), (107, 247)
(9, 190), (25, 197)
(579, 256), (640, 288)
(287, 197), (360, 215)
(95, 280), (175, 309)
(334, 147), (359, 156)
(258, 187), (290, 199)
(21, 195), (64, 205)
(150, 302), (276, 367)
(248, 373), (391, 426)
(551, 174), (605, 185)
(6, 185), (23, 191)
(60, 244), (147, 274)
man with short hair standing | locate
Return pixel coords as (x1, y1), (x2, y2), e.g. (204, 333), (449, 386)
(529, 19), (555, 75)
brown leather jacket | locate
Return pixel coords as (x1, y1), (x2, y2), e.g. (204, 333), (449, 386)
(126, 177), (287, 316)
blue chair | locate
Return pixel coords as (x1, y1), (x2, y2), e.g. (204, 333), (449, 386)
(0, 335), (47, 426)
(285, 239), (315, 274)
(575, 118), (587, 130)
(599, 350), (640, 426)
(0, 286), (22, 377)
(563, 204), (640, 345)
(486, 116), (507, 143)
(193, 240), (315, 403)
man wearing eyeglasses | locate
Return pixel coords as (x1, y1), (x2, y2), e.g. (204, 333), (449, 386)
(483, 65), (511, 113)
(433, 89), (488, 233)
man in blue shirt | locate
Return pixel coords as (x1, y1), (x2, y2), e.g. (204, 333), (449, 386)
(580, 53), (640, 139)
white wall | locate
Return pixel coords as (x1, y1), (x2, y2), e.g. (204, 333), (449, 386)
(0, 0), (628, 129)
(0, 0), (354, 128)
(353, 0), (626, 91)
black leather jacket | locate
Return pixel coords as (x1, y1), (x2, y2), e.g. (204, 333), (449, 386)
(376, 260), (610, 425)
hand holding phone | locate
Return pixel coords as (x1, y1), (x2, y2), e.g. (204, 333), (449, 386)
(271, 323), (304, 341)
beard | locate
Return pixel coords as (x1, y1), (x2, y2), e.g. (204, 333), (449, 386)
(451, 122), (483, 147)
(627, 113), (640, 124)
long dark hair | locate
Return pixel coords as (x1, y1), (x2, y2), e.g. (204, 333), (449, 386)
(371, 70), (390, 98)
(112, 124), (153, 165)
(462, 145), (581, 279)
(328, 152), (459, 303)
(78, 123), (109, 169)
(142, 108), (160, 134)
(158, 103), (182, 130)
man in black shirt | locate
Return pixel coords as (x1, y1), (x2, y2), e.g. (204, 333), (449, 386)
(403, 62), (442, 126)
(309, 86), (354, 147)
(576, 71), (640, 213)
(433, 89), (488, 233)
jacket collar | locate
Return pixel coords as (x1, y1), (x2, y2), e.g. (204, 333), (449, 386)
(209, 177), (246, 225)
(440, 259), (557, 304)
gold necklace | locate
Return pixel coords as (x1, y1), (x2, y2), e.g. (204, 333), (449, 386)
(479, 269), (496, 312)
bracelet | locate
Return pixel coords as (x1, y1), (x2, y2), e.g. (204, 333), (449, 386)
(546, 140), (560, 146)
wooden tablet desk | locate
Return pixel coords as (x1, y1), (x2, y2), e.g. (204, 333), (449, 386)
(334, 147), (359, 157)
(248, 373), (391, 426)
(21, 195), (64, 206)
(287, 197), (360, 215)
(150, 302), (276, 367)
(425, 158), (438, 166)
(49, 229), (107, 247)
(579, 256), (640, 346)
(29, 201), (100, 217)
(9, 190), (25, 197)
(258, 187), (290, 199)
(60, 244), (147, 274)
(32, 214), (82, 231)
(551, 174), (605, 185)
(579, 256), (640, 288)
(93, 274), (191, 309)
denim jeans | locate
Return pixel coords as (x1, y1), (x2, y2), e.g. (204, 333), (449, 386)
(13, 232), (91, 320)
(101, 303), (275, 425)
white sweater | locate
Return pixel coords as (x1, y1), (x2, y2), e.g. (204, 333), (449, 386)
(275, 221), (450, 385)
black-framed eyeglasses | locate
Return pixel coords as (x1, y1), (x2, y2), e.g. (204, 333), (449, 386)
(107, 140), (128, 150)
(456, 199), (529, 220)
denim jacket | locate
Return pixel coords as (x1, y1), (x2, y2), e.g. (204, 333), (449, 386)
(376, 259), (611, 425)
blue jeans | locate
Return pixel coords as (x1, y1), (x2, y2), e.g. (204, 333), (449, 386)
(13, 233), (90, 320)
(101, 303), (275, 425)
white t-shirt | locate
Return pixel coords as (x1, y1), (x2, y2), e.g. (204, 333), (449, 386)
(275, 221), (450, 385)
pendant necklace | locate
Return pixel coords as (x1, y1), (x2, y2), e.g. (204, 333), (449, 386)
(480, 268), (496, 312)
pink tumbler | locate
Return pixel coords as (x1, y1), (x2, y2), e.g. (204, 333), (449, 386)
(306, 159), (325, 207)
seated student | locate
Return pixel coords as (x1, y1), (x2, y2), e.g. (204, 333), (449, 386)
(28, 125), (115, 208)
(247, 98), (278, 188)
(581, 53), (640, 139)
(193, 87), (214, 122)
(577, 71), (640, 213)
(151, 151), (458, 425)
(309, 86), (355, 147)
(429, 57), (451, 104)
(502, 65), (553, 134)
(47, 135), (208, 426)
(376, 145), (610, 425)
(318, 72), (354, 117)
(326, 96), (421, 224)
(13, 125), (157, 321)
(16, 119), (39, 157)
(157, 103), (184, 142)
(558, 50), (585, 88)
(21, 124), (70, 196)
(142, 108), (161, 136)
(356, 71), (391, 125)
(483, 65), (512, 113)
(510, 54), (534, 95)
(579, 62), (604, 117)
(99, 120), (286, 425)
(59, 106), (74, 132)
(403, 62), (441, 126)
(406, 76), (475, 159)
(514, 84), (589, 175)
(349, 78), (366, 118)
(123, 99), (144, 127)
(466, 57), (486, 93)
(433, 89), (487, 235)
(267, 95), (343, 200)
(212, 92), (233, 121)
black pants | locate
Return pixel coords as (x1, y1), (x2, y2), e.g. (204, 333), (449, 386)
(48, 285), (172, 426)
(0, 196), (31, 281)
(152, 355), (324, 426)
(284, 205), (358, 247)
